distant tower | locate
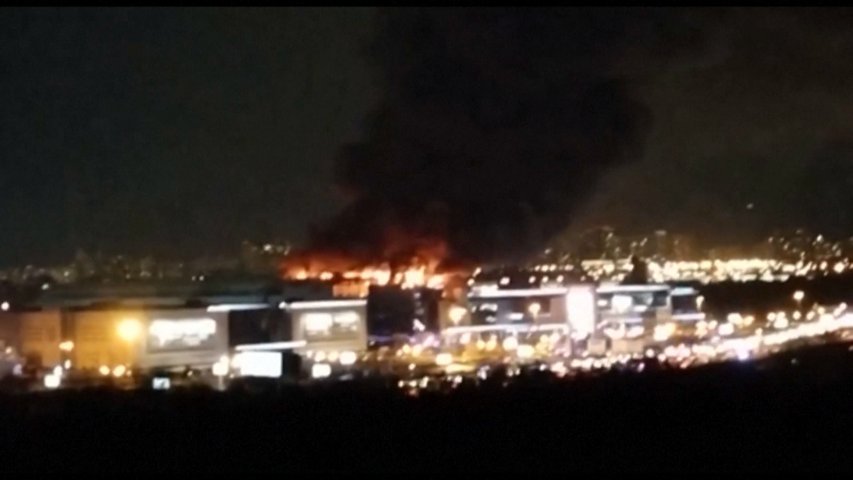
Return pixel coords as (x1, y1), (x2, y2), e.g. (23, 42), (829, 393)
(672, 234), (694, 261)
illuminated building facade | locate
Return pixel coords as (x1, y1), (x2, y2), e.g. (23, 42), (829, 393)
(457, 282), (703, 356)
(0, 279), (368, 377)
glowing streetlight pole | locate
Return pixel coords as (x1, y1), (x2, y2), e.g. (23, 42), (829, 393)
(212, 356), (229, 391)
(793, 290), (805, 310)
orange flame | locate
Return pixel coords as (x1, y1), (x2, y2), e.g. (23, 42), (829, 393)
(281, 238), (462, 294)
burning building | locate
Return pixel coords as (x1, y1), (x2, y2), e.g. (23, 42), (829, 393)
(280, 10), (668, 283)
(278, 10), (719, 342)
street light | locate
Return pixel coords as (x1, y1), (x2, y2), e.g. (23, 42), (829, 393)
(435, 352), (453, 367)
(58, 340), (75, 374)
(212, 355), (230, 390)
(527, 302), (542, 318)
(793, 290), (805, 310)
(448, 305), (467, 325)
(517, 344), (535, 360)
(117, 318), (142, 342)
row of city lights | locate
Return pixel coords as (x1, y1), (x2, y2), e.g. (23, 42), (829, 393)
(394, 307), (853, 395)
(519, 259), (853, 284)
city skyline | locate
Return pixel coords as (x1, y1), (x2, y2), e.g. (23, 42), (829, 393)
(5, 227), (853, 289)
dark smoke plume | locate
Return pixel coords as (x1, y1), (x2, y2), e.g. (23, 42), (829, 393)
(303, 8), (715, 269)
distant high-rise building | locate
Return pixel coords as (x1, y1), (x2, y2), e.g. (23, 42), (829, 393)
(577, 226), (616, 260)
(240, 240), (289, 274)
(812, 234), (838, 260)
(625, 235), (650, 258)
(771, 229), (813, 261)
(672, 234), (695, 261)
(604, 230), (623, 259)
(652, 230), (671, 260)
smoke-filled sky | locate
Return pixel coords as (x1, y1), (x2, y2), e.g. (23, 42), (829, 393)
(3, 8), (853, 266)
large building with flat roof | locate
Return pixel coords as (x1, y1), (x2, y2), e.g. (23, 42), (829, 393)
(0, 278), (368, 379)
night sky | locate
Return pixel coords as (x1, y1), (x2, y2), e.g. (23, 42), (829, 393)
(0, 8), (376, 265)
(573, 8), (853, 244)
(3, 8), (853, 266)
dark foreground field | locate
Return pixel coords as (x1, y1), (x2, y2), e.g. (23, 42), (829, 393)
(4, 344), (853, 473)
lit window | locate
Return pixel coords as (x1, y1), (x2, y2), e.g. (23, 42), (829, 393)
(148, 318), (217, 350)
(334, 311), (360, 328)
(303, 313), (333, 334)
(611, 295), (633, 313)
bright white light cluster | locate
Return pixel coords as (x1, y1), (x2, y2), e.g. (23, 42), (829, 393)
(525, 257), (853, 284)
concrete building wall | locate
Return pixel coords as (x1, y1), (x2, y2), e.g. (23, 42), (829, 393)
(68, 309), (141, 370)
(21, 307), (232, 372)
(549, 296), (568, 325)
(0, 313), (20, 352)
(19, 310), (63, 367)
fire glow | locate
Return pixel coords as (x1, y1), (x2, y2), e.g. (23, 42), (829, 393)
(281, 233), (475, 297)
(281, 244), (463, 294)
(286, 264), (449, 290)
